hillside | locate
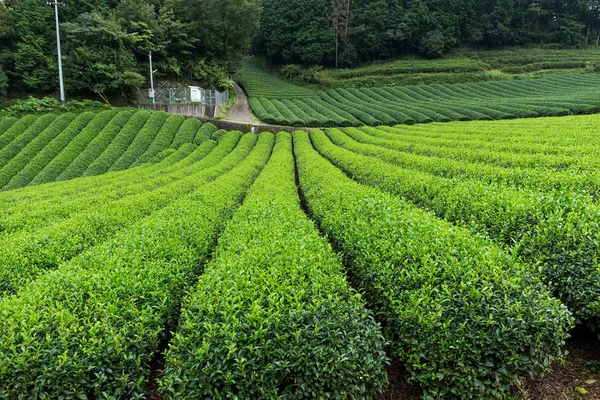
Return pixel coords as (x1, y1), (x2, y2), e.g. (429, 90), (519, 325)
(238, 61), (600, 127)
(0, 110), (219, 191)
(0, 111), (598, 398)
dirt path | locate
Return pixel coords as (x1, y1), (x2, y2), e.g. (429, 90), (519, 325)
(223, 84), (259, 124)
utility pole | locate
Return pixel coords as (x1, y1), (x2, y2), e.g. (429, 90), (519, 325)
(149, 52), (156, 104)
(48, 1), (65, 105)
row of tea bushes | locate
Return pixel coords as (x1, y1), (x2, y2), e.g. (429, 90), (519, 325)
(0, 134), (275, 398)
(310, 130), (600, 326)
(162, 133), (388, 398)
(0, 133), (251, 296)
(293, 130), (572, 399)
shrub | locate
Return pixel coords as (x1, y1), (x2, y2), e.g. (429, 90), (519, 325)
(294, 130), (572, 399)
(311, 129), (600, 326)
(30, 110), (118, 185)
(0, 134), (274, 398)
(161, 133), (387, 398)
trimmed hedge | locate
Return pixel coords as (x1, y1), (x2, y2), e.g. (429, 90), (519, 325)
(338, 128), (600, 198)
(311, 130), (600, 326)
(0, 139), (220, 238)
(0, 117), (17, 139)
(0, 133), (274, 398)
(109, 111), (169, 172)
(161, 132), (388, 398)
(29, 110), (119, 185)
(0, 114), (75, 189)
(0, 114), (57, 165)
(193, 122), (217, 144)
(82, 111), (151, 177)
(56, 111), (134, 181)
(171, 117), (201, 149)
(0, 114), (38, 151)
(4, 113), (95, 190)
(294, 130), (572, 399)
(0, 133), (249, 296)
(132, 114), (185, 166)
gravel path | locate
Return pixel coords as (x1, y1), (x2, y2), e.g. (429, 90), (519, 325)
(223, 84), (259, 124)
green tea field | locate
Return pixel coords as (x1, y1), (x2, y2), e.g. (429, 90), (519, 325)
(0, 109), (598, 399)
(238, 61), (600, 127)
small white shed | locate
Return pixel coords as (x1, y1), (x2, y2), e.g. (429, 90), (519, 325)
(189, 86), (202, 103)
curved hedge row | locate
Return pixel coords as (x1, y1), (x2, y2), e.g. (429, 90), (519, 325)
(193, 121), (217, 144)
(108, 111), (169, 171)
(56, 111), (135, 180)
(369, 125), (600, 171)
(30, 110), (119, 185)
(170, 117), (201, 149)
(0, 114), (57, 165)
(311, 130), (600, 326)
(81, 111), (151, 177)
(0, 139), (220, 238)
(0, 133), (248, 296)
(0, 114), (38, 151)
(294, 130), (572, 399)
(0, 133), (274, 398)
(3, 113), (95, 190)
(0, 117), (17, 139)
(240, 63), (600, 127)
(161, 132), (388, 398)
(0, 114), (75, 189)
(337, 128), (600, 198)
(132, 114), (185, 166)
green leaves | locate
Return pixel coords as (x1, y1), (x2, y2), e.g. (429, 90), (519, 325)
(293, 130), (572, 399)
(162, 132), (388, 398)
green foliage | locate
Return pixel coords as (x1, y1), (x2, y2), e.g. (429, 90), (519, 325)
(257, 0), (334, 65)
(62, 12), (145, 97)
(311, 128), (600, 326)
(0, 132), (247, 296)
(0, 133), (273, 398)
(132, 114), (185, 166)
(30, 110), (119, 185)
(109, 112), (169, 171)
(161, 132), (388, 398)
(57, 111), (134, 181)
(0, 113), (75, 189)
(257, 0), (600, 64)
(192, 122), (217, 144)
(0, 113), (57, 164)
(280, 64), (323, 84)
(0, 96), (109, 118)
(82, 111), (151, 177)
(241, 63), (600, 127)
(3, 112), (95, 190)
(294, 130), (572, 399)
(0, 68), (7, 102)
(170, 115), (197, 148)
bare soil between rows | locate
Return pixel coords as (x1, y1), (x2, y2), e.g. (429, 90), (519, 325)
(377, 326), (600, 400)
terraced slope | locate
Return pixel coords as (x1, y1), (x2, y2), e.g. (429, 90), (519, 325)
(239, 62), (600, 127)
(1, 113), (599, 399)
(0, 110), (217, 190)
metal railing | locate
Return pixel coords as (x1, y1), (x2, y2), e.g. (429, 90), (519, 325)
(139, 87), (229, 106)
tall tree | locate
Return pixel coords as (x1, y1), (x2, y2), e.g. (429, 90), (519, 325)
(331, 0), (350, 68)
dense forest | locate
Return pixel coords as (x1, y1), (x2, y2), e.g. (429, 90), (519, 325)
(256, 0), (600, 66)
(0, 0), (261, 100)
(1, 0), (600, 101)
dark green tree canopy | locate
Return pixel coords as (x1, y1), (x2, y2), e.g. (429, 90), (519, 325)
(0, 0), (260, 99)
(256, 0), (600, 66)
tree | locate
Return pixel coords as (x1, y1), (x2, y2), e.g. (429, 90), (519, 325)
(0, 68), (8, 102)
(62, 12), (145, 102)
(331, 0), (350, 68)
